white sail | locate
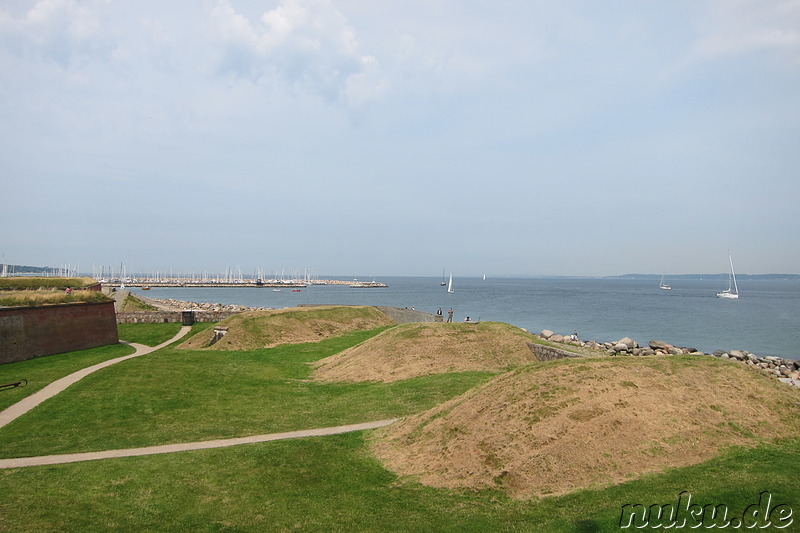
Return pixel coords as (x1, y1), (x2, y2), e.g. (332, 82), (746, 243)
(716, 255), (739, 299)
(447, 272), (454, 293)
(659, 275), (670, 290)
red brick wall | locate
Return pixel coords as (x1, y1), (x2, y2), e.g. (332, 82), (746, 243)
(0, 301), (118, 364)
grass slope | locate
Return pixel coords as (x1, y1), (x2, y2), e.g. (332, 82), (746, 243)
(314, 321), (541, 383)
(0, 327), (493, 458)
(372, 355), (800, 499)
(178, 305), (396, 350)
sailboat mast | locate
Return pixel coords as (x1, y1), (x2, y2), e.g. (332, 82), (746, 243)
(729, 255), (739, 295)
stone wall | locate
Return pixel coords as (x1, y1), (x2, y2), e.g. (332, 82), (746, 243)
(0, 301), (118, 364)
(116, 311), (240, 324)
(375, 306), (437, 324)
(527, 342), (584, 362)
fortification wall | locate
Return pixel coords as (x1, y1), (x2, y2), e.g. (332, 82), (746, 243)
(527, 342), (584, 362)
(0, 301), (118, 364)
(116, 311), (240, 324)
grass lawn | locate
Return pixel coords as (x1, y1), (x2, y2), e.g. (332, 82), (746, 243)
(0, 344), (135, 411)
(0, 327), (494, 457)
(0, 323), (798, 531)
(0, 432), (797, 532)
(117, 321), (185, 346)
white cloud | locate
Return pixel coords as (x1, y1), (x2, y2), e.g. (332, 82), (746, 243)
(208, 0), (384, 105)
(0, 0), (107, 66)
(689, 0), (800, 66)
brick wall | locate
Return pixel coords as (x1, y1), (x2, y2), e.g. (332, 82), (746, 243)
(0, 301), (119, 364)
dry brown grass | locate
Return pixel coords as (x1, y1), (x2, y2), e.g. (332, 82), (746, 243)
(371, 355), (800, 499)
(0, 289), (111, 307)
(313, 321), (540, 383)
(177, 305), (396, 350)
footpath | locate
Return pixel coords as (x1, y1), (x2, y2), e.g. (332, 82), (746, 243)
(0, 327), (396, 469)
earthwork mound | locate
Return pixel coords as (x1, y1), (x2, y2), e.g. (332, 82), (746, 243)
(371, 356), (800, 499)
(313, 322), (540, 383)
(178, 305), (395, 350)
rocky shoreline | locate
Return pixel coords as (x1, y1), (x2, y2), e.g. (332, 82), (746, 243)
(537, 329), (800, 386)
(138, 296), (271, 313)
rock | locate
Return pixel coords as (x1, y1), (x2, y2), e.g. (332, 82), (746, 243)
(729, 350), (745, 359)
(540, 329), (554, 339)
(668, 346), (683, 355)
(640, 348), (655, 356)
(550, 334), (564, 343)
(649, 340), (671, 350)
(616, 337), (637, 349)
(713, 350), (726, 357)
(614, 343), (628, 353)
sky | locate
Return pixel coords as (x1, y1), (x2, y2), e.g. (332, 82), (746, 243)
(1, 0), (799, 278)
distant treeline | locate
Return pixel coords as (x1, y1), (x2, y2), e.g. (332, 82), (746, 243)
(0, 264), (51, 274)
(611, 274), (800, 281)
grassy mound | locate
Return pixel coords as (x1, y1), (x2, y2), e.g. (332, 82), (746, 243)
(0, 289), (111, 307)
(0, 277), (99, 290)
(371, 355), (800, 499)
(177, 305), (395, 350)
(313, 321), (539, 383)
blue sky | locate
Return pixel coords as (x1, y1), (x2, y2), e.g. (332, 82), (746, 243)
(1, 0), (798, 277)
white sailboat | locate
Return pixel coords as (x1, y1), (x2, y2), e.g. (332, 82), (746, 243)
(659, 275), (671, 290)
(447, 272), (454, 293)
(440, 268), (447, 286)
(716, 255), (739, 299)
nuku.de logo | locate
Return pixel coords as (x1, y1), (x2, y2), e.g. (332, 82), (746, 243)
(619, 491), (793, 529)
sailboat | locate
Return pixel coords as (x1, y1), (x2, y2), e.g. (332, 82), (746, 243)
(659, 275), (671, 290)
(440, 268), (447, 286)
(447, 272), (454, 293)
(716, 255), (739, 299)
(483, 273), (486, 281)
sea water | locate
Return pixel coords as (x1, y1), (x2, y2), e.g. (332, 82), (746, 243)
(129, 277), (800, 360)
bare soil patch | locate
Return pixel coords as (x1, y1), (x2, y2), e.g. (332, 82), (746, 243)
(177, 306), (395, 350)
(313, 322), (539, 383)
(371, 356), (800, 499)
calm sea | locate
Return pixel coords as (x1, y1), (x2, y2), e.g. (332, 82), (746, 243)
(129, 277), (800, 360)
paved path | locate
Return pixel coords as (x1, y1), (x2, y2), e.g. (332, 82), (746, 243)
(0, 419), (397, 469)
(0, 326), (192, 430)
(0, 326), (398, 469)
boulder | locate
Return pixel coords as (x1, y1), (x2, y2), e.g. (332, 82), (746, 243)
(550, 334), (565, 343)
(640, 348), (655, 356)
(649, 340), (671, 350)
(617, 337), (637, 349)
(668, 346), (683, 355)
(540, 329), (554, 339)
(729, 350), (745, 359)
(613, 343), (629, 353)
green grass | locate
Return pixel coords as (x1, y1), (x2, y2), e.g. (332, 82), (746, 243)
(0, 327), (495, 457)
(0, 323), (798, 532)
(0, 344), (135, 411)
(117, 322), (184, 346)
(121, 293), (158, 311)
(0, 433), (797, 532)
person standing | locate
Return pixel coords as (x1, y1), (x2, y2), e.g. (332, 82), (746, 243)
(447, 308), (453, 323)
